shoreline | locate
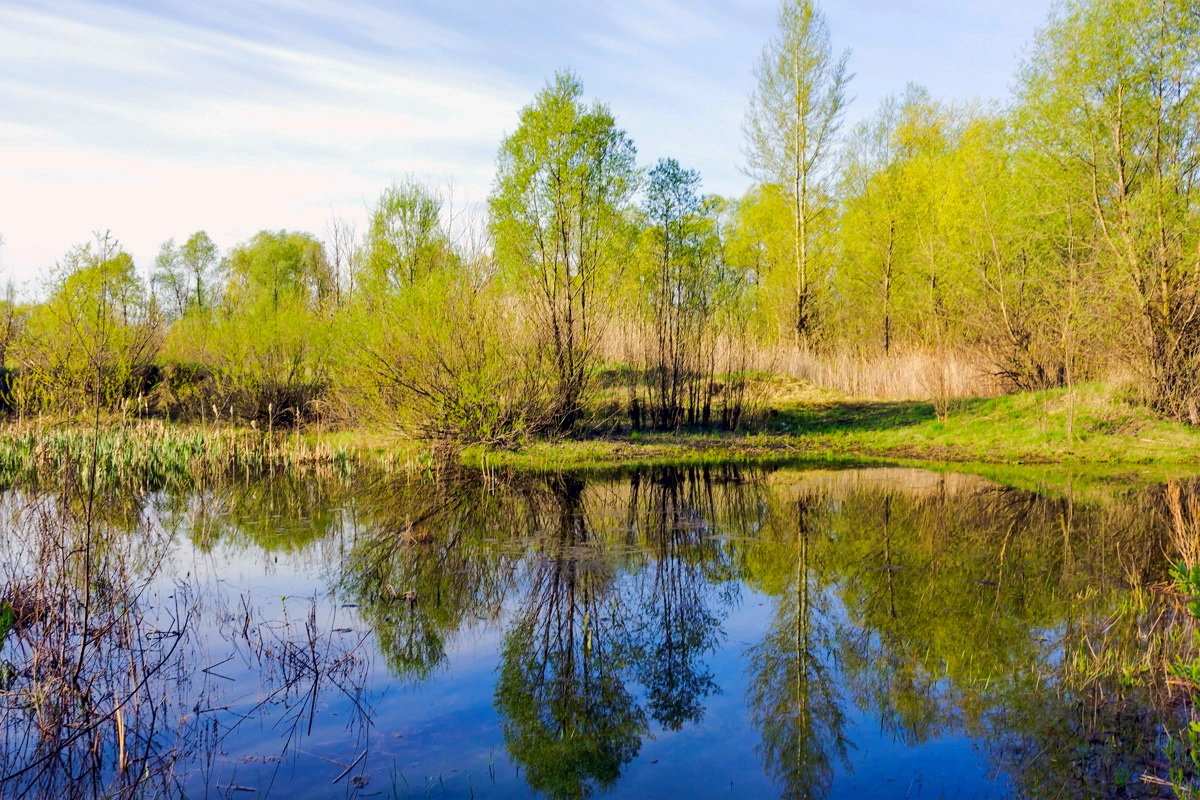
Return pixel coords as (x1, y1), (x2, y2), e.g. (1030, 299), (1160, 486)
(9, 383), (1200, 491)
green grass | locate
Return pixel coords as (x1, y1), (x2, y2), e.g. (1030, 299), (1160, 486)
(465, 383), (1200, 481)
(779, 383), (1200, 464)
(0, 420), (364, 491)
(9, 382), (1200, 491)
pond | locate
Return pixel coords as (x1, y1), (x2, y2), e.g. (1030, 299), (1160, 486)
(0, 464), (1195, 799)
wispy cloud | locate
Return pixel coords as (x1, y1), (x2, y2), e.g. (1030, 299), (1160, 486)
(0, 0), (1050, 286)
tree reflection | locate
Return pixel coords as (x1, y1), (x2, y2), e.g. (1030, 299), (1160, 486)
(495, 475), (646, 800)
(747, 492), (848, 800)
(93, 464), (1193, 799)
(624, 468), (735, 729)
(341, 473), (519, 679)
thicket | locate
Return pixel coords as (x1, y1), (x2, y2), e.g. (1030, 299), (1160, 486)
(5, 0), (1200, 442)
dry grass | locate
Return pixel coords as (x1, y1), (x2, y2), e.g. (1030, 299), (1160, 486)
(764, 346), (1001, 401)
(1168, 481), (1200, 569)
(596, 322), (1000, 402)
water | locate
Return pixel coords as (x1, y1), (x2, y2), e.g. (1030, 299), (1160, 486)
(0, 465), (1190, 799)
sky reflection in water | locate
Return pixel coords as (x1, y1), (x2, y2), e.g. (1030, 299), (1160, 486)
(0, 466), (1184, 799)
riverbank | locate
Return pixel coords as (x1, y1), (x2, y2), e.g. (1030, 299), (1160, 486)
(7, 383), (1200, 490)
(461, 383), (1200, 474)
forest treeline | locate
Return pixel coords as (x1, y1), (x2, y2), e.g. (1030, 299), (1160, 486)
(6, 0), (1200, 442)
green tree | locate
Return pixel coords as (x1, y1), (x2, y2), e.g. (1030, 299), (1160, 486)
(491, 71), (639, 430)
(152, 239), (188, 319)
(744, 0), (851, 344)
(836, 86), (949, 355)
(181, 230), (334, 425)
(152, 231), (222, 318)
(361, 180), (457, 293)
(225, 230), (331, 311)
(1017, 0), (1200, 420)
(13, 233), (158, 413)
(631, 160), (749, 430)
(725, 184), (795, 341)
(180, 231), (221, 311)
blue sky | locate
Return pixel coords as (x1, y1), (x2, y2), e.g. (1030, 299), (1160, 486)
(0, 0), (1052, 286)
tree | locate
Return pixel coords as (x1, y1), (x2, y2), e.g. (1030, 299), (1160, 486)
(13, 233), (158, 413)
(180, 231), (221, 311)
(631, 160), (749, 430)
(361, 179), (457, 294)
(1017, 0), (1200, 420)
(491, 71), (639, 430)
(837, 86), (948, 356)
(178, 230), (334, 426)
(152, 231), (223, 318)
(744, 0), (851, 344)
(152, 239), (189, 319)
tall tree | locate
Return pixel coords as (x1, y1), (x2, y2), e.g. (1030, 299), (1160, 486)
(491, 71), (638, 430)
(634, 159), (747, 430)
(152, 231), (223, 318)
(152, 239), (188, 319)
(744, 0), (851, 344)
(180, 231), (221, 311)
(837, 86), (941, 355)
(1018, 0), (1200, 420)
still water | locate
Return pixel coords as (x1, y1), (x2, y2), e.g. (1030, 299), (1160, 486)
(0, 465), (1192, 799)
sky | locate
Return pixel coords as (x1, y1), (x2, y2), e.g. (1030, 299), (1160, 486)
(0, 0), (1053, 290)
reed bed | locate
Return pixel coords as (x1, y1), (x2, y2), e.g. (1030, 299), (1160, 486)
(768, 346), (1000, 401)
(0, 421), (362, 491)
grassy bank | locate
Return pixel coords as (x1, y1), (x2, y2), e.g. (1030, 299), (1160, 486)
(6, 382), (1200, 490)
(462, 383), (1200, 478)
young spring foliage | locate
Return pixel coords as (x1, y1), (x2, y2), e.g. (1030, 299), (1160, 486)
(490, 71), (639, 430)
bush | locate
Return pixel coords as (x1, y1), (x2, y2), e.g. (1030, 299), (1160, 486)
(348, 270), (552, 445)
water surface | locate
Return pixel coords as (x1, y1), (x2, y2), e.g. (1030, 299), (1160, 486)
(0, 465), (1189, 799)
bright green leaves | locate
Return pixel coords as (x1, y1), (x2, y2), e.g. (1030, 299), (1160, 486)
(226, 230), (332, 313)
(490, 71), (639, 429)
(744, 0), (851, 342)
(1016, 0), (1200, 417)
(12, 233), (159, 413)
(361, 180), (458, 294)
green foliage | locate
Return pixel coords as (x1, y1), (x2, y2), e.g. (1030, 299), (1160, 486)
(153, 230), (223, 317)
(0, 600), (13, 652)
(1015, 0), (1200, 418)
(627, 159), (752, 430)
(169, 230), (333, 426)
(491, 70), (639, 429)
(11, 234), (159, 415)
(744, 0), (851, 342)
(835, 86), (957, 355)
(360, 179), (458, 292)
(226, 229), (332, 310)
(348, 266), (550, 444)
(724, 184), (795, 340)
(17, 0), (1200, 438)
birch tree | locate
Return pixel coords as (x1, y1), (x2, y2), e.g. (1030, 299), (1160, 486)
(744, 0), (851, 344)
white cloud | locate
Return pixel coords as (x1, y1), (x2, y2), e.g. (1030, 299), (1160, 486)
(0, 0), (528, 285)
(0, 0), (1053, 289)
